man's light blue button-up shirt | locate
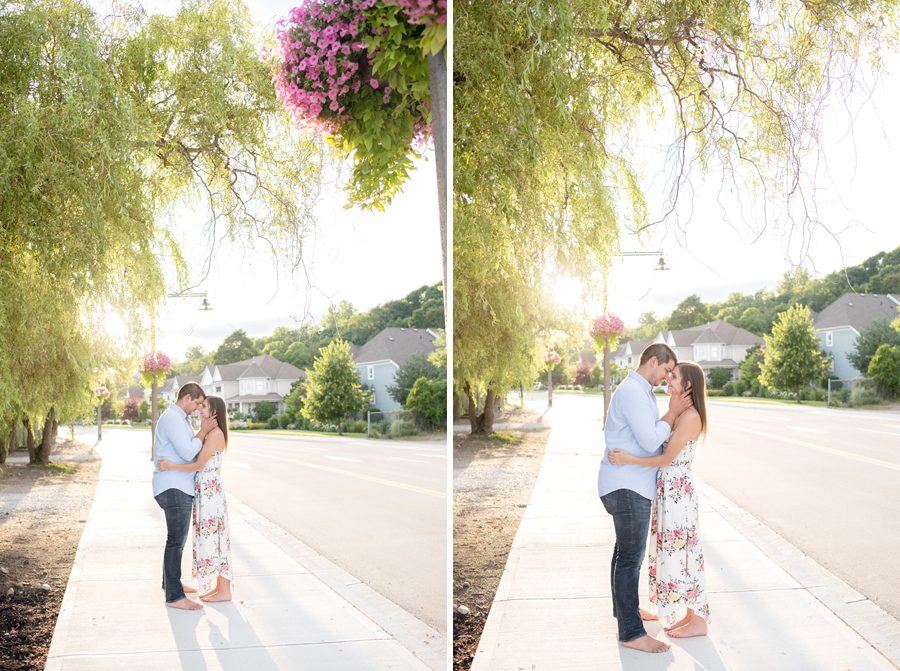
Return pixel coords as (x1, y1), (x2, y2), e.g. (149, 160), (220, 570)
(598, 371), (672, 500)
(151, 404), (202, 497)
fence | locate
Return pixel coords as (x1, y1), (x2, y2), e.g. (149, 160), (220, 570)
(827, 377), (870, 403)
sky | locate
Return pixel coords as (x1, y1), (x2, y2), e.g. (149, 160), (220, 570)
(556, 50), (900, 328)
(101, 0), (443, 359)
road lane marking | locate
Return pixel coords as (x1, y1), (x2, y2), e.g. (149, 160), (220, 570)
(234, 451), (445, 498)
(325, 456), (361, 463)
(859, 428), (900, 438)
(228, 461), (252, 470)
(883, 424), (900, 430)
(390, 456), (429, 464)
(413, 452), (447, 459)
(787, 426), (827, 434)
(715, 422), (900, 473)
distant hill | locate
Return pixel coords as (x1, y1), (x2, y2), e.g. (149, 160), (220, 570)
(626, 247), (899, 339)
(174, 283), (443, 374)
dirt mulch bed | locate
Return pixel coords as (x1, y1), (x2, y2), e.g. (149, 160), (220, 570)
(452, 429), (549, 671)
(0, 441), (101, 671)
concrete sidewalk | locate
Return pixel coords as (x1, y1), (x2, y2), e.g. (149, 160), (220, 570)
(45, 434), (444, 670)
(470, 406), (900, 671)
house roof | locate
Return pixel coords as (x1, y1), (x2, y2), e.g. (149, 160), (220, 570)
(665, 321), (763, 347)
(813, 293), (899, 332)
(212, 355), (305, 383)
(353, 328), (437, 366)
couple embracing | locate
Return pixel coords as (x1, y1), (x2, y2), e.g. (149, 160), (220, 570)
(151, 382), (233, 610)
(599, 343), (711, 653)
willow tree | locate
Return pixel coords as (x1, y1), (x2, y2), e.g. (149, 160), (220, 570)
(454, 0), (900, 433)
(0, 0), (327, 455)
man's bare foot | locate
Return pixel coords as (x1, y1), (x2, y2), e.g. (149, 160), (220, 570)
(667, 618), (707, 638)
(640, 608), (659, 621)
(202, 590), (232, 602)
(621, 634), (670, 653)
(182, 583), (197, 594)
(663, 613), (691, 632)
(166, 597), (202, 611)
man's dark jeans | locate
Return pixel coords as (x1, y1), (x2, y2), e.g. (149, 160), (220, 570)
(154, 488), (194, 603)
(601, 488), (652, 642)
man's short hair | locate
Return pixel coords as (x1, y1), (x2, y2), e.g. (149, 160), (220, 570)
(176, 382), (206, 402)
(639, 343), (677, 367)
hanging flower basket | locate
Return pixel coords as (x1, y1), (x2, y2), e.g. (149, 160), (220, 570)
(591, 314), (625, 351)
(94, 386), (110, 402)
(543, 350), (561, 371)
(141, 351), (172, 388)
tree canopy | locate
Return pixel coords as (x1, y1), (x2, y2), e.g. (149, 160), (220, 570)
(455, 0), (900, 432)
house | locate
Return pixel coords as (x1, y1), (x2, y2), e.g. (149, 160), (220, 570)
(814, 293), (900, 380)
(195, 355), (305, 416)
(614, 321), (763, 381)
(352, 327), (438, 413)
(159, 376), (189, 405)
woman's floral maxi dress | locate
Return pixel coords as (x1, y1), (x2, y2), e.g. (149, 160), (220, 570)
(192, 450), (232, 593)
(648, 438), (710, 624)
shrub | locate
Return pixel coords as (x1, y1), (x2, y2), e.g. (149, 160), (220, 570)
(389, 419), (419, 437)
(867, 344), (900, 399)
(722, 381), (735, 396)
(267, 415), (279, 429)
(709, 367), (732, 389)
(406, 376), (446, 430)
(278, 413), (292, 429)
(340, 419), (368, 434)
(733, 379), (748, 396)
(849, 386), (881, 406)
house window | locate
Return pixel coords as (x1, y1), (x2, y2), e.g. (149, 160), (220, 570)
(215, 386), (222, 393)
(257, 380), (264, 392)
(367, 365), (375, 380)
(711, 346), (719, 360)
(627, 356), (632, 366)
(825, 331), (833, 347)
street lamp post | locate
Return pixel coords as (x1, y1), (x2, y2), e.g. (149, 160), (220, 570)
(600, 251), (668, 426)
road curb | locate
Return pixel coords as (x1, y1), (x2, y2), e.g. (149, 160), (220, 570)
(228, 494), (446, 671)
(699, 476), (900, 669)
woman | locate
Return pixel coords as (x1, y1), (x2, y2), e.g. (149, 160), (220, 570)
(159, 395), (233, 602)
(608, 361), (710, 638)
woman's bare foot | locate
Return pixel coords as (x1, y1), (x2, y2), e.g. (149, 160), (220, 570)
(202, 589), (232, 602)
(621, 634), (670, 653)
(182, 583), (197, 594)
(663, 613), (691, 632)
(199, 589), (218, 600)
(166, 597), (202, 611)
(639, 608), (659, 621)
(667, 617), (707, 638)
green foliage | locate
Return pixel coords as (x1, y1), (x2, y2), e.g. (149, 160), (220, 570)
(388, 353), (443, 405)
(1, 0), (329, 443)
(867, 344), (900, 399)
(709, 368), (732, 389)
(245, 283), (443, 371)
(405, 376), (446, 430)
(739, 345), (765, 385)
(668, 295), (712, 330)
(389, 418), (420, 437)
(302, 340), (367, 426)
(760, 305), (829, 399)
(215, 330), (259, 365)
(848, 320), (900, 374)
(254, 401), (277, 423)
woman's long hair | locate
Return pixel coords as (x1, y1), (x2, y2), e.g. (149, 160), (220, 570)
(205, 395), (229, 448)
(676, 362), (707, 438)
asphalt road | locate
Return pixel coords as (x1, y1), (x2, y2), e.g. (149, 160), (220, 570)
(80, 427), (448, 633)
(224, 432), (448, 633)
(520, 391), (900, 621)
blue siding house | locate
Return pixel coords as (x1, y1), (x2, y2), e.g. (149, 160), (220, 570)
(814, 293), (899, 380)
(353, 328), (438, 414)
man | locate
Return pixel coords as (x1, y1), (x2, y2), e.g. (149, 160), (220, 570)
(152, 382), (217, 611)
(598, 343), (692, 653)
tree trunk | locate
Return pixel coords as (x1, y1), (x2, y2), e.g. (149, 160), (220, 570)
(0, 425), (13, 466)
(466, 383), (497, 435)
(452, 390), (462, 422)
(428, 47), (448, 322)
(23, 416), (37, 464)
(37, 407), (57, 465)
